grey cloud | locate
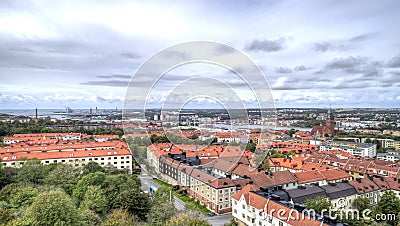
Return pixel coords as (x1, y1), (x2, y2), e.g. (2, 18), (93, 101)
(322, 56), (383, 78)
(312, 33), (377, 52)
(313, 43), (334, 52)
(97, 74), (132, 79)
(349, 33), (377, 42)
(80, 80), (129, 87)
(121, 52), (140, 59)
(326, 56), (368, 69)
(294, 65), (312, 71)
(245, 38), (286, 52)
(275, 67), (292, 74)
(386, 53), (400, 68)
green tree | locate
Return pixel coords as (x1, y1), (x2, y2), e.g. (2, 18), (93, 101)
(115, 189), (151, 221)
(101, 209), (136, 226)
(0, 184), (20, 203)
(353, 197), (370, 212)
(304, 196), (331, 215)
(44, 164), (81, 195)
(8, 186), (39, 209)
(245, 142), (257, 152)
(82, 162), (104, 176)
(376, 190), (400, 225)
(73, 172), (107, 205)
(80, 186), (108, 214)
(0, 160), (7, 189)
(24, 190), (82, 226)
(80, 210), (102, 226)
(105, 174), (141, 209)
(146, 200), (176, 226)
(165, 214), (211, 226)
(16, 159), (49, 184)
(0, 207), (14, 225)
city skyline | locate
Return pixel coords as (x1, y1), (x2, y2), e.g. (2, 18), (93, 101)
(1, 0), (400, 109)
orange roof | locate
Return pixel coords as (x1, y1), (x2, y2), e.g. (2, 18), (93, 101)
(0, 141), (124, 154)
(320, 169), (352, 181)
(294, 170), (326, 184)
(1, 146), (131, 162)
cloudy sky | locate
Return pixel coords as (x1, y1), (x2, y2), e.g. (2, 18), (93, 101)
(1, 0), (400, 109)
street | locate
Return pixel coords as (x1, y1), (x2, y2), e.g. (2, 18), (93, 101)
(139, 164), (232, 225)
(139, 165), (185, 211)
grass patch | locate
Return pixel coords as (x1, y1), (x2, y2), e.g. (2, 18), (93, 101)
(153, 178), (211, 215)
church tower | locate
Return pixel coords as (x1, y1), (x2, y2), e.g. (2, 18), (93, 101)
(325, 106), (335, 135)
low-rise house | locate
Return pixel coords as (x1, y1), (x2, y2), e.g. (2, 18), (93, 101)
(294, 170), (327, 186)
(285, 185), (328, 204)
(251, 170), (298, 190)
(348, 178), (380, 205)
(320, 182), (357, 210)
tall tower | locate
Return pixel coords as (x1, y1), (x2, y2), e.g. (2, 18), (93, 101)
(326, 105), (335, 135)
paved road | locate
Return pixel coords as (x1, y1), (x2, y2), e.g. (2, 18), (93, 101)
(202, 214), (233, 226)
(139, 165), (232, 224)
(139, 165), (185, 211)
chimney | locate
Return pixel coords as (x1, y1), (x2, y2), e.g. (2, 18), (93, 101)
(35, 108), (38, 119)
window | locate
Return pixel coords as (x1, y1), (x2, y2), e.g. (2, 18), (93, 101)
(101, 158), (104, 160)
(114, 157), (117, 159)
(220, 199), (223, 202)
(242, 204), (245, 209)
(279, 222), (283, 226)
(62, 160), (66, 162)
(234, 209), (237, 214)
(45, 161), (49, 163)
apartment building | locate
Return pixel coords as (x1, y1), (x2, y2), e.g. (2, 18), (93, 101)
(93, 134), (119, 142)
(3, 133), (83, 145)
(232, 184), (328, 226)
(0, 136), (133, 173)
(320, 141), (377, 158)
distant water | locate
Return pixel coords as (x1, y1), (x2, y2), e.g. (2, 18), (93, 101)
(0, 109), (60, 117)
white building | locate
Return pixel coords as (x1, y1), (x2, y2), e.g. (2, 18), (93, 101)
(232, 184), (327, 226)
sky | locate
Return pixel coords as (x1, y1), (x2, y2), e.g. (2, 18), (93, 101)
(0, 0), (400, 109)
